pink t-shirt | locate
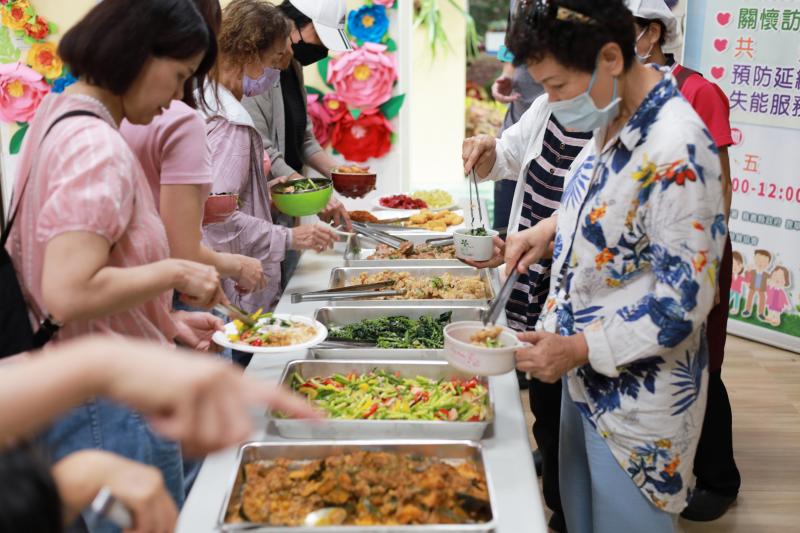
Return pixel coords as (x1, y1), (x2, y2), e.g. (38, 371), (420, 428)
(7, 93), (177, 344)
(119, 100), (213, 207)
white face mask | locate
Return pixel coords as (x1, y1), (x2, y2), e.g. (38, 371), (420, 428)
(548, 66), (621, 132)
(635, 27), (654, 64)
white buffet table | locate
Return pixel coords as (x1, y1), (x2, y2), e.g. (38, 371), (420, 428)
(177, 250), (547, 533)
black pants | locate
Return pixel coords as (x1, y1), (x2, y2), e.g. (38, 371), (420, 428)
(693, 369), (741, 497)
(493, 179), (516, 231)
(528, 378), (564, 517)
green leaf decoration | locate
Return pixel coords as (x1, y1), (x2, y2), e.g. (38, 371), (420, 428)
(316, 57), (332, 89)
(9, 123), (29, 155)
(0, 27), (20, 63)
(390, 132), (398, 145)
(305, 85), (324, 98)
(379, 94), (405, 120)
(350, 108), (362, 120)
(48, 22), (58, 34)
(385, 38), (397, 52)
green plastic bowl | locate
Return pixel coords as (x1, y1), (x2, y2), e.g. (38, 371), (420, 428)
(272, 178), (333, 217)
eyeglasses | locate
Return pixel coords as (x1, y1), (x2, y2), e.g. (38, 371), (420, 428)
(523, 0), (599, 27)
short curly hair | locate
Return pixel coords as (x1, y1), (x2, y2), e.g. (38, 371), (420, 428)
(507, 0), (636, 73)
(217, 0), (290, 68)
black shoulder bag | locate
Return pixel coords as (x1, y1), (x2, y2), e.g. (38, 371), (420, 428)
(0, 110), (101, 358)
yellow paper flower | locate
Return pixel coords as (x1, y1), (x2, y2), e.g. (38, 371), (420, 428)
(27, 42), (62, 79)
(2, 1), (31, 31)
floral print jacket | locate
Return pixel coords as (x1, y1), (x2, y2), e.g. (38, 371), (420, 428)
(538, 75), (726, 513)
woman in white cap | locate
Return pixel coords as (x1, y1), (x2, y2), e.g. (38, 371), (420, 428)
(243, 0), (352, 284)
(626, 0), (740, 522)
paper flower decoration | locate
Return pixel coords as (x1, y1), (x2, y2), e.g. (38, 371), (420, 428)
(327, 42), (397, 109)
(307, 94), (332, 147)
(23, 14), (50, 41)
(0, 61), (50, 123)
(2, 1), (30, 31)
(347, 4), (389, 43)
(331, 108), (393, 163)
(27, 42), (62, 79)
(322, 93), (348, 121)
(51, 70), (76, 94)
(373, 0), (395, 7)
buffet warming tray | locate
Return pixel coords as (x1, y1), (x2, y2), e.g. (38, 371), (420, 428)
(218, 439), (497, 533)
(343, 235), (463, 267)
(311, 306), (483, 360)
(327, 266), (498, 307)
(268, 360), (493, 440)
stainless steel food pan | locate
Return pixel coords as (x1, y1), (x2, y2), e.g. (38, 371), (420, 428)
(344, 235), (463, 267)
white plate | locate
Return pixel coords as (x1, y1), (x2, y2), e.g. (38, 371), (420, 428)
(212, 314), (328, 354)
(372, 197), (458, 213)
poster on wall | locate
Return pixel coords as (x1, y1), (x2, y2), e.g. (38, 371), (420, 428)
(684, 0), (800, 353)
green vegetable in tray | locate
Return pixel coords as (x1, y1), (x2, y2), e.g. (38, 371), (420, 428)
(328, 312), (452, 349)
(290, 369), (489, 422)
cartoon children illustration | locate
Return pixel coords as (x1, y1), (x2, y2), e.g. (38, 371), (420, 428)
(729, 251), (747, 316)
(765, 266), (791, 327)
(742, 249), (772, 320)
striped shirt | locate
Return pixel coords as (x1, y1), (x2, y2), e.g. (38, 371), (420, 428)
(7, 93), (178, 344)
(505, 116), (592, 332)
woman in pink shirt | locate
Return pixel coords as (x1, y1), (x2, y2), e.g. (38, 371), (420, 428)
(199, 0), (337, 313)
(120, 0), (267, 299)
(7, 0), (224, 514)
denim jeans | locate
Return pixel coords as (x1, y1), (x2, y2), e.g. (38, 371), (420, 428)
(559, 384), (678, 533)
(42, 399), (184, 533)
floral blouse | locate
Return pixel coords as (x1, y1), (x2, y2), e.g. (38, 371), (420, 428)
(538, 75), (726, 513)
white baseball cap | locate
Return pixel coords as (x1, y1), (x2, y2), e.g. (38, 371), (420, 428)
(625, 0), (679, 48)
(290, 0), (352, 52)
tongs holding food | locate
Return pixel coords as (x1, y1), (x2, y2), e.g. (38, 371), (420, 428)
(352, 222), (418, 256)
(290, 280), (405, 303)
(214, 303), (256, 327)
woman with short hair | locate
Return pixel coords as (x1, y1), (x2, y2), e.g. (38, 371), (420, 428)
(198, 0), (337, 315)
(503, 1), (727, 531)
(6, 0), (224, 517)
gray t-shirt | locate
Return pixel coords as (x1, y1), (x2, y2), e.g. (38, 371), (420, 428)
(501, 0), (545, 133)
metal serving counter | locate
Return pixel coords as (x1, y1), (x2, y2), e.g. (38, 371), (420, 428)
(176, 250), (546, 533)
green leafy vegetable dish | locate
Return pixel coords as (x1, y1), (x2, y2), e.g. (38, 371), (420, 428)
(468, 227), (488, 237)
(291, 370), (489, 421)
(275, 178), (330, 194)
(328, 312), (452, 349)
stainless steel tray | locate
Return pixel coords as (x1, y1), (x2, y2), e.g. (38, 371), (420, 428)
(218, 439), (497, 533)
(269, 360), (493, 440)
(344, 235), (463, 267)
(312, 306), (483, 360)
(327, 266), (498, 307)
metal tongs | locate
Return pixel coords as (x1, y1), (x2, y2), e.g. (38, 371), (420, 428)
(468, 168), (485, 231)
(290, 280), (405, 303)
(482, 269), (520, 325)
(352, 221), (410, 250)
(214, 303), (256, 327)
(85, 487), (133, 530)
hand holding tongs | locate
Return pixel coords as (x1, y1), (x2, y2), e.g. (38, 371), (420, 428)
(290, 280), (405, 303)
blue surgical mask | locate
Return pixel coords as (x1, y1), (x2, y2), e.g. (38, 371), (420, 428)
(548, 67), (621, 132)
(243, 67), (280, 97)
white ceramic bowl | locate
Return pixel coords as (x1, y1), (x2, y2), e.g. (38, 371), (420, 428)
(453, 228), (499, 262)
(443, 321), (521, 376)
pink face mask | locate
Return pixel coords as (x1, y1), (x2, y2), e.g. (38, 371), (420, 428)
(243, 67), (280, 97)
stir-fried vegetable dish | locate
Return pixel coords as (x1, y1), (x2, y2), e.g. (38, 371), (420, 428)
(468, 227), (489, 236)
(368, 242), (456, 260)
(350, 271), (488, 300)
(328, 312), (452, 349)
(226, 451), (491, 526)
(470, 326), (504, 348)
(227, 310), (317, 347)
(290, 370), (489, 422)
(275, 178), (327, 194)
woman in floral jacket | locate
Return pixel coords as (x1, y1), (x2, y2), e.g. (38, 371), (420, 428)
(503, 1), (726, 532)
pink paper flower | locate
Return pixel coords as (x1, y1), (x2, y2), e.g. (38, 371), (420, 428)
(373, 0), (395, 7)
(307, 94), (333, 147)
(322, 93), (348, 122)
(0, 61), (50, 123)
(327, 42), (397, 109)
